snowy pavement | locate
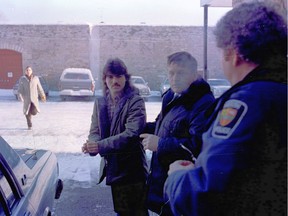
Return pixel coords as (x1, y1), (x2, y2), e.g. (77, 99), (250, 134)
(0, 89), (161, 188)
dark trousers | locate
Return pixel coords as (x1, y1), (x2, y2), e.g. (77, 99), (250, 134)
(111, 181), (148, 216)
(25, 103), (37, 127)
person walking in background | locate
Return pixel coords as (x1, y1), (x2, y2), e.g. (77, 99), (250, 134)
(164, 2), (287, 216)
(82, 58), (149, 216)
(18, 66), (46, 130)
(140, 51), (215, 215)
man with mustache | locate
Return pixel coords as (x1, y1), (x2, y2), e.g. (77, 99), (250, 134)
(141, 51), (215, 215)
(82, 58), (148, 216)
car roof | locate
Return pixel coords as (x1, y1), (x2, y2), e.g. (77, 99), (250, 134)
(62, 68), (92, 73)
(131, 75), (145, 78)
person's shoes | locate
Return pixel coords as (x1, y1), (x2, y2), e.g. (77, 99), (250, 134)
(28, 126), (32, 130)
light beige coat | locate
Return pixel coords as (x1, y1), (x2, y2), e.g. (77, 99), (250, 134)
(18, 75), (45, 115)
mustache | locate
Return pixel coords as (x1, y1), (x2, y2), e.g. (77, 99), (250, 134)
(112, 83), (121, 87)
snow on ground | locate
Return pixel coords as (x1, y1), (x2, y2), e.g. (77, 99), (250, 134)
(0, 89), (161, 187)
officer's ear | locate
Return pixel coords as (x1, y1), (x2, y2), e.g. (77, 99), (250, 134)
(223, 48), (241, 66)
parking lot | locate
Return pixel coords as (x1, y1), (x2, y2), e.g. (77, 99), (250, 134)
(0, 90), (161, 215)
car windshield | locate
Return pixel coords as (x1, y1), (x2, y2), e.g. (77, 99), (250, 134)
(131, 78), (145, 84)
(208, 79), (230, 86)
(64, 73), (90, 80)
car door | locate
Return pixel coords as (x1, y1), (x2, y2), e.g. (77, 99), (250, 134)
(0, 153), (35, 216)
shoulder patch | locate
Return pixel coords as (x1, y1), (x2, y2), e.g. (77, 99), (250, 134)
(212, 99), (248, 139)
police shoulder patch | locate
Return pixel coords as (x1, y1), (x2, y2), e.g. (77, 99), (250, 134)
(212, 99), (248, 139)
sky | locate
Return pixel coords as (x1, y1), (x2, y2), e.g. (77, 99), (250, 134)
(0, 0), (232, 26)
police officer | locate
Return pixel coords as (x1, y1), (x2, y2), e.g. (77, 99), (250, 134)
(164, 2), (287, 216)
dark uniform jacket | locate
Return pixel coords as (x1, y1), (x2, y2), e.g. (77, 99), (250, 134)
(146, 78), (215, 215)
(164, 66), (287, 216)
(88, 89), (148, 185)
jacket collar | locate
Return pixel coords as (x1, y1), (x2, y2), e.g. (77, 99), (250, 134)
(163, 78), (212, 108)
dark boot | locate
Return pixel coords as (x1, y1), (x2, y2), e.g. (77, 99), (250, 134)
(25, 114), (32, 129)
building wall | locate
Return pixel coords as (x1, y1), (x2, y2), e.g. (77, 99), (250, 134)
(1, 24), (222, 90)
(92, 25), (222, 90)
(0, 25), (91, 89)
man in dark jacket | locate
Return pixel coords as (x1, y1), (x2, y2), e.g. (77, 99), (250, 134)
(164, 2), (287, 216)
(82, 58), (148, 216)
(140, 51), (215, 215)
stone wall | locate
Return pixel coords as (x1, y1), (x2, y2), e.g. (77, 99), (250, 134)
(92, 25), (222, 90)
(1, 24), (222, 90)
(0, 25), (91, 90)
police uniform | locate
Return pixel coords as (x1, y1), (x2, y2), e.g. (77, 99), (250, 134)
(164, 66), (287, 216)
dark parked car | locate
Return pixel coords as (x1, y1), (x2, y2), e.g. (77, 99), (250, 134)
(13, 76), (49, 100)
(207, 78), (231, 98)
(131, 76), (151, 100)
(0, 136), (63, 216)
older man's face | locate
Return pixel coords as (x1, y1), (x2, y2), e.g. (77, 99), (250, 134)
(168, 63), (197, 94)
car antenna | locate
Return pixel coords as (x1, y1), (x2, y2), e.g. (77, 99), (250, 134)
(30, 128), (38, 160)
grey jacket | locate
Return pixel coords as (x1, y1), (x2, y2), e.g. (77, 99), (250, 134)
(88, 89), (148, 185)
(18, 75), (45, 115)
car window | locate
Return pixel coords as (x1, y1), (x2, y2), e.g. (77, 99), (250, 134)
(0, 159), (19, 215)
(132, 78), (144, 84)
(0, 172), (15, 211)
(63, 73), (90, 80)
(0, 138), (20, 169)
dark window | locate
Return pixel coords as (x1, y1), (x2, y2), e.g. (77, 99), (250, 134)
(64, 73), (90, 80)
(0, 160), (20, 215)
(132, 78), (145, 84)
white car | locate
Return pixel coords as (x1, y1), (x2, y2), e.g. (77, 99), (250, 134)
(131, 76), (151, 100)
(59, 68), (95, 100)
(207, 78), (231, 98)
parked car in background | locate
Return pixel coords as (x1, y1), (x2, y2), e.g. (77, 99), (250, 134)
(0, 136), (63, 216)
(207, 78), (231, 98)
(131, 76), (151, 100)
(59, 68), (95, 101)
(160, 78), (170, 95)
(13, 76), (49, 100)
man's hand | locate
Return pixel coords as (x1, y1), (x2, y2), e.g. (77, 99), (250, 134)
(82, 140), (99, 156)
(41, 95), (46, 102)
(140, 133), (159, 151)
(168, 160), (195, 176)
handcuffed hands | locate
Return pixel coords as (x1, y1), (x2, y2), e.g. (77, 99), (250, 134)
(81, 140), (99, 156)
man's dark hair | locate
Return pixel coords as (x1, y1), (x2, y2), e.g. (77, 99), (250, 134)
(167, 51), (198, 73)
(102, 58), (133, 96)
